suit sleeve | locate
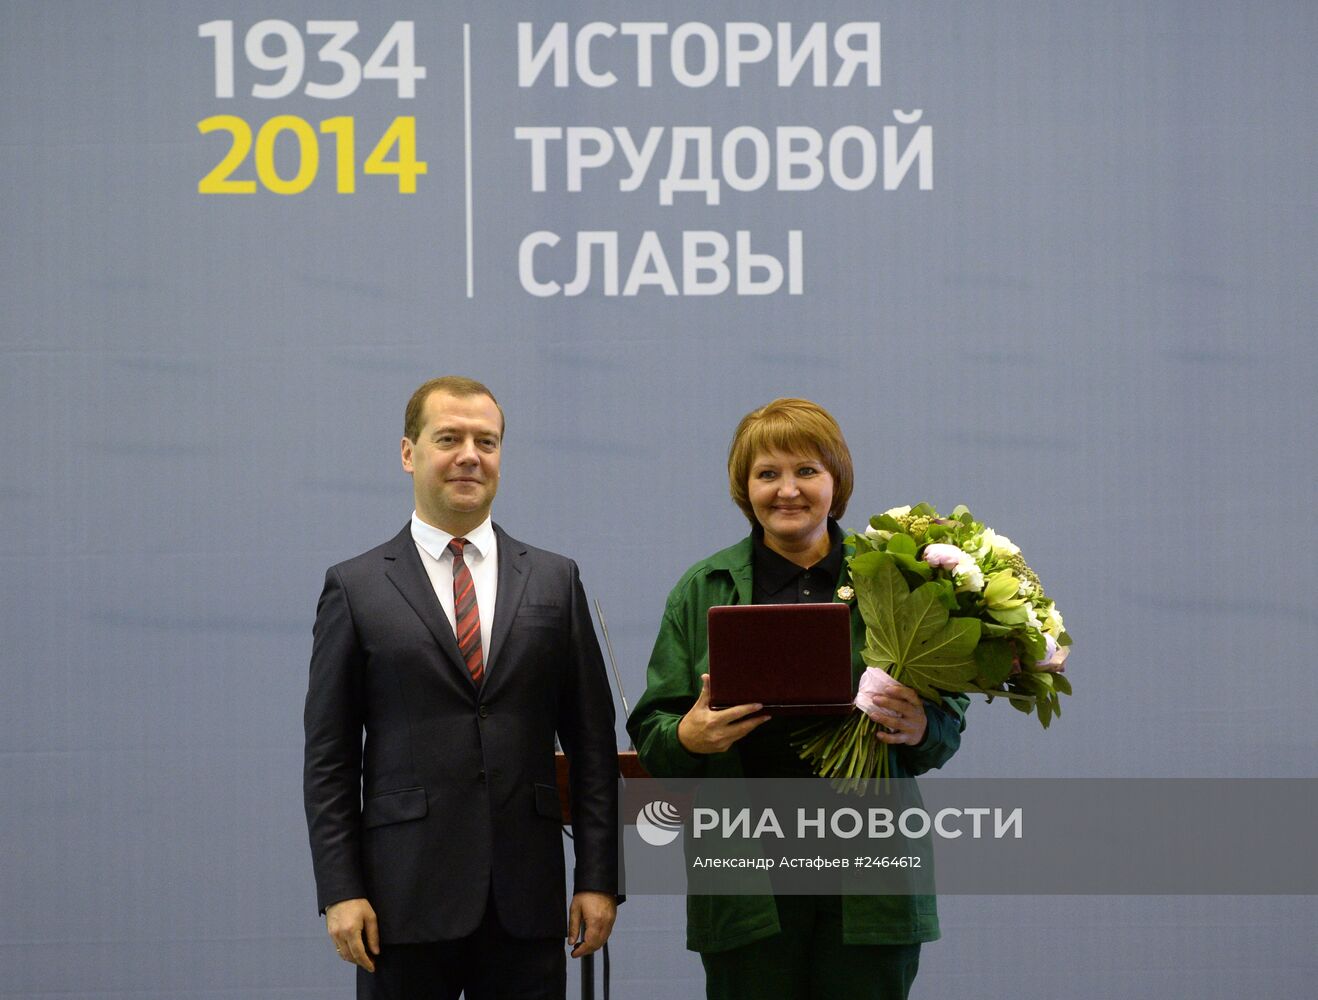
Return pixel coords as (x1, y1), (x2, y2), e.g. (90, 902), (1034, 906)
(555, 562), (620, 896)
(303, 566), (368, 913)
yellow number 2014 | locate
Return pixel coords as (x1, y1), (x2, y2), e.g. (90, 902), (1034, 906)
(197, 115), (427, 195)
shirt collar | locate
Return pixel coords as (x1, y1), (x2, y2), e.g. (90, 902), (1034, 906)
(752, 519), (844, 596)
(410, 512), (495, 563)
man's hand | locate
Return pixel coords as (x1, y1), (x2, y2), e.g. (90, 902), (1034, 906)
(677, 673), (771, 754)
(325, 897), (380, 973)
(567, 891), (617, 958)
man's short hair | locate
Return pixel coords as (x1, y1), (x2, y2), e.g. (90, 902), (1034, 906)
(404, 376), (505, 442)
(727, 397), (854, 524)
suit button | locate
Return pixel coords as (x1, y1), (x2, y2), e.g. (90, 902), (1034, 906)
(478, 769), (486, 782)
(478, 706), (490, 718)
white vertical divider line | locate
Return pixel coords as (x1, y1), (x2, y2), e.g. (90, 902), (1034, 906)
(463, 23), (474, 298)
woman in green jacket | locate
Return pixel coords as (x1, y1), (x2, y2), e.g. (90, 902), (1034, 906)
(626, 398), (968, 1000)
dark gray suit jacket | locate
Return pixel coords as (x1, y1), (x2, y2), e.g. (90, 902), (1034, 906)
(303, 522), (618, 943)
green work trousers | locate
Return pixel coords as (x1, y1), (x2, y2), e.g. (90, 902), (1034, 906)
(700, 896), (921, 1000)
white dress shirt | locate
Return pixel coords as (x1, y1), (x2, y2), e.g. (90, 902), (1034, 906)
(411, 513), (498, 671)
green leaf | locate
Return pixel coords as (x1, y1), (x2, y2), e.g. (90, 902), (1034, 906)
(1018, 629), (1047, 663)
(979, 622), (1016, 638)
(889, 552), (934, 580)
(848, 533), (876, 555)
(892, 592), (981, 692)
(852, 555), (981, 697)
(973, 639), (1016, 687)
(1011, 673), (1040, 693)
(853, 554), (906, 662)
(987, 605), (1029, 625)
(902, 611), (981, 691)
(871, 514), (901, 531)
(887, 533), (917, 556)
(926, 578), (958, 611)
(861, 631), (894, 670)
(1050, 673), (1072, 696)
(849, 549), (889, 582)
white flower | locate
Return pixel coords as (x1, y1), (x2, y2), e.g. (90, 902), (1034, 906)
(1026, 605), (1042, 629)
(882, 505), (912, 519)
(864, 525), (893, 541)
(953, 560), (984, 593)
(1044, 604), (1065, 636)
(983, 528), (1020, 557)
(1017, 578), (1035, 596)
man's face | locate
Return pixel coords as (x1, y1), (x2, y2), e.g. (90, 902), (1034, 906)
(401, 390), (503, 532)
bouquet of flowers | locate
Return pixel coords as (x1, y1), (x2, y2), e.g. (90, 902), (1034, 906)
(796, 503), (1072, 786)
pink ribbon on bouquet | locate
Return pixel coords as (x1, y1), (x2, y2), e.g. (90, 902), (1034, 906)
(854, 666), (904, 723)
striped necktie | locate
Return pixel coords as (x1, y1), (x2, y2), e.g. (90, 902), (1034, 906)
(447, 537), (484, 685)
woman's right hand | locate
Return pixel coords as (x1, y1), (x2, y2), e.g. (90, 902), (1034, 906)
(677, 674), (771, 754)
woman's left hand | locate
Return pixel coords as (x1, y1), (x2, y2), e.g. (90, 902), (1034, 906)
(868, 682), (927, 746)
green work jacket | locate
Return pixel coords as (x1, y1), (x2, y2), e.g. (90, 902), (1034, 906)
(626, 535), (969, 953)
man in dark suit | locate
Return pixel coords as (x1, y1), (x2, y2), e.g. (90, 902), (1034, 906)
(304, 376), (619, 999)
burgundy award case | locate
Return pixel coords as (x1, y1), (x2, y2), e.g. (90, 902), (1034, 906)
(707, 603), (855, 716)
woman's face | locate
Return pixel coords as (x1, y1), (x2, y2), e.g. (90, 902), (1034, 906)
(747, 448), (835, 554)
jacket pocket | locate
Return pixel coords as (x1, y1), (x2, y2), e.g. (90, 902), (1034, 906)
(533, 782), (564, 821)
(520, 603), (562, 615)
(363, 786), (428, 829)
(517, 604), (563, 628)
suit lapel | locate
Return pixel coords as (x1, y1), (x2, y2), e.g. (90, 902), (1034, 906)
(484, 523), (529, 686)
(381, 524), (475, 692)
